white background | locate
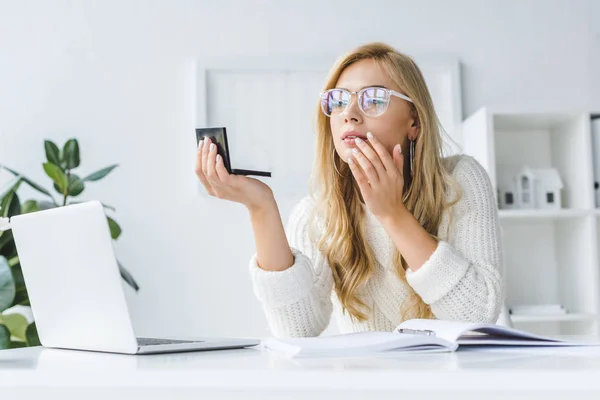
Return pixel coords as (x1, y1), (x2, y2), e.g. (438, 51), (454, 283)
(0, 0), (599, 339)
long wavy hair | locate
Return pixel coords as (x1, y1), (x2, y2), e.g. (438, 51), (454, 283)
(308, 42), (461, 322)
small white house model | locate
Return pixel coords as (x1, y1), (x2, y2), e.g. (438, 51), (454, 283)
(530, 168), (563, 210)
(497, 165), (522, 210)
(515, 166), (536, 209)
(497, 165), (563, 210)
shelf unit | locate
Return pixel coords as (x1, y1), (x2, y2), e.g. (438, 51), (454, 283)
(498, 209), (592, 220)
(510, 313), (596, 324)
(462, 108), (600, 336)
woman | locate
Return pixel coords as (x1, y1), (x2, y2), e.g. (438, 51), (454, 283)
(195, 42), (504, 338)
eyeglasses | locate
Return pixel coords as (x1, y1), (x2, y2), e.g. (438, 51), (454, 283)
(320, 86), (413, 117)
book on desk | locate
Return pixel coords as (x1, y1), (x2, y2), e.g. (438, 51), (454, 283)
(261, 318), (600, 357)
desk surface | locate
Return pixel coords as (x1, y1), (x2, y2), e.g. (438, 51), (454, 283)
(2, 344), (600, 399)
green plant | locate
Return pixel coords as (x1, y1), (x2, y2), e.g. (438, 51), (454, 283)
(0, 138), (139, 350)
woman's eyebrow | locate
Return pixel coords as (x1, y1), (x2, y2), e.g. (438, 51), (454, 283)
(336, 84), (387, 91)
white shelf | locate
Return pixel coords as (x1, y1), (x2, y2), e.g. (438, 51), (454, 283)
(462, 108), (600, 337)
(511, 313), (597, 323)
(499, 209), (592, 220)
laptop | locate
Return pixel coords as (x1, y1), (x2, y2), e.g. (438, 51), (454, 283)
(9, 200), (260, 355)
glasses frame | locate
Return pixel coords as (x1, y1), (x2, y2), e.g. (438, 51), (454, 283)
(319, 86), (413, 117)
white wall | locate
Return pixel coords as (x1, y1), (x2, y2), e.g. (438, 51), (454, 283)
(590, 0), (600, 111)
(0, 0), (598, 339)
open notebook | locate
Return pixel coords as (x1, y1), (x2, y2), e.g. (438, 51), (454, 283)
(261, 319), (599, 357)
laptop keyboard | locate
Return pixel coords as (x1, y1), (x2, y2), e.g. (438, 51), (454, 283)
(137, 337), (203, 346)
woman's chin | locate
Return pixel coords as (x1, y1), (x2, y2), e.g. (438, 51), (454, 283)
(336, 148), (352, 163)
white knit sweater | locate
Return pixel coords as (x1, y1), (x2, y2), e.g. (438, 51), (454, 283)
(249, 155), (504, 337)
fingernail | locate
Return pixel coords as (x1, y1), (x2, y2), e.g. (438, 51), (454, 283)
(198, 139), (203, 149)
(210, 143), (215, 152)
(352, 148), (358, 154)
(355, 137), (363, 144)
(204, 137), (210, 145)
(348, 158), (354, 165)
(397, 144), (402, 154)
(216, 154), (221, 163)
(367, 132), (373, 139)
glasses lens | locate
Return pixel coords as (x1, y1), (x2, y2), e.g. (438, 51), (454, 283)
(360, 87), (389, 116)
(322, 89), (349, 116)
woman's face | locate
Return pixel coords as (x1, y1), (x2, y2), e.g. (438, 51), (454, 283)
(329, 59), (418, 165)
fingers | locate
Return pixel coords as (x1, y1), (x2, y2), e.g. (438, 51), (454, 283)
(195, 139), (214, 195)
(347, 156), (370, 190)
(215, 153), (232, 183)
(195, 137), (244, 201)
(205, 141), (218, 183)
(201, 137), (211, 182)
(354, 136), (385, 180)
(365, 132), (397, 173)
(392, 144), (404, 179)
(351, 147), (379, 185)
(206, 141), (224, 197)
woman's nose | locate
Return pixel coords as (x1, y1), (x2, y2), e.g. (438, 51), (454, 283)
(342, 95), (362, 123)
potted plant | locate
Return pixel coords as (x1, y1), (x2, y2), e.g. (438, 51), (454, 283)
(0, 138), (139, 349)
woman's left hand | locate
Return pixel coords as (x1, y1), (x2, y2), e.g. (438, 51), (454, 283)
(348, 132), (407, 221)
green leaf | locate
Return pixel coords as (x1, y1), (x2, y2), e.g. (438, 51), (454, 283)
(0, 229), (15, 255)
(63, 139), (80, 169)
(44, 140), (62, 167)
(0, 165), (55, 201)
(11, 266), (29, 306)
(82, 164), (118, 182)
(107, 216), (121, 240)
(9, 340), (26, 348)
(5, 192), (21, 218)
(117, 261), (139, 292)
(1, 187), (22, 220)
(0, 176), (23, 201)
(0, 256), (16, 312)
(3, 247), (17, 267)
(102, 203), (116, 212)
(0, 241), (17, 262)
(0, 177), (23, 218)
(0, 324), (9, 349)
(57, 174), (85, 197)
(0, 313), (28, 341)
(26, 322), (40, 346)
(43, 162), (68, 194)
(21, 200), (40, 214)
(67, 174), (84, 197)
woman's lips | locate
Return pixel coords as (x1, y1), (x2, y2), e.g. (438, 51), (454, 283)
(342, 133), (367, 146)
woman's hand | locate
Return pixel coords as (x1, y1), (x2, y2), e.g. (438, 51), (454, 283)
(195, 137), (274, 211)
(347, 131), (407, 221)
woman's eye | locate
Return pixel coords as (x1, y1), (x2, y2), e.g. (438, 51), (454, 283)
(366, 98), (385, 106)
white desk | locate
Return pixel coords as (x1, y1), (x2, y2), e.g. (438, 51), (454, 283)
(1, 344), (600, 399)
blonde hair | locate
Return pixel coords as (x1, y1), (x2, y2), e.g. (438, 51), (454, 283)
(308, 42), (461, 322)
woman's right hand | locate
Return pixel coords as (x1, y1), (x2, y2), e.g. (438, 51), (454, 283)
(195, 137), (274, 211)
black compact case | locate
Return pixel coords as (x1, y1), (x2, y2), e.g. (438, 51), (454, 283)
(195, 127), (272, 177)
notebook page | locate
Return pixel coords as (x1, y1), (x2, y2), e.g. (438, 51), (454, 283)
(395, 319), (566, 343)
(456, 335), (598, 346)
(261, 331), (456, 357)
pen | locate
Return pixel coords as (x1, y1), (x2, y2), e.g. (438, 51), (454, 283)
(396, 329), (436, 336)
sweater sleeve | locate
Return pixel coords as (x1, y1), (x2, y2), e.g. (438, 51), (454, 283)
(248, 197), (334, 337)
(405, 156), (504, 323)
